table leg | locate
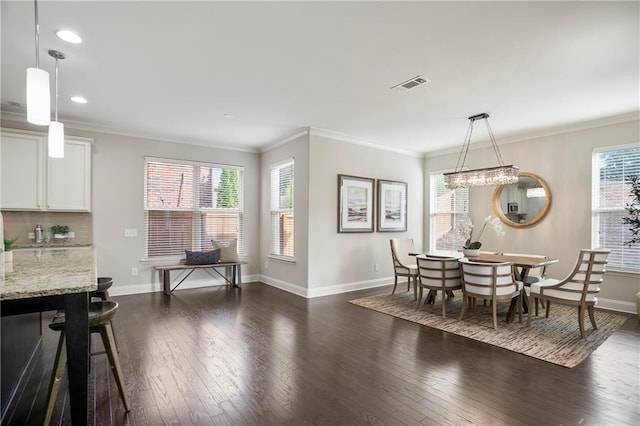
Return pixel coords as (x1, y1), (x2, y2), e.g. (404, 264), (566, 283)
(63, 292), (90, 425)
(163, 270), (171, 295)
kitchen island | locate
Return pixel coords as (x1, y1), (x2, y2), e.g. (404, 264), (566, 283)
(1, 247), (97, 425)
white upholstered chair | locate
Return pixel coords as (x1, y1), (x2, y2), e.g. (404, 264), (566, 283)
(389, 239), (418, 300)
(527, 249), (610, 338)
(459, 258), (523, 330)
(416, 255), (462, 317)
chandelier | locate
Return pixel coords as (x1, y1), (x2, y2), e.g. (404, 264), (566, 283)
(444, 113), (519, 189)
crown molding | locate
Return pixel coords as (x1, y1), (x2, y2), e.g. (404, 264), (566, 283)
(0, 110), (261, 154)
(424, 111), (640, 158)
(309, 127), (424, 158)
(260, 128), (310, 153)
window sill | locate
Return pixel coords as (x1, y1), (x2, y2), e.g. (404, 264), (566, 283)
(606, 268), (640, 278)
(268, 255), (296, 264)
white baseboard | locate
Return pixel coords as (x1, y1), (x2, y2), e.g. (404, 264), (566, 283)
(597, 297), (637, 315)
(260, 274), (394, 298)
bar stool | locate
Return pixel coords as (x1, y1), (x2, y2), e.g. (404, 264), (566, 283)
(91, 276), (113, 301)
(43, 301), (130, 425)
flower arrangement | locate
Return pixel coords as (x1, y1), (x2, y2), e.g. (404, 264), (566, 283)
(456, 215), (505, 249)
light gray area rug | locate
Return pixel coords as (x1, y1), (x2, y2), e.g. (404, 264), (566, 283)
(349, 291), (628, 368)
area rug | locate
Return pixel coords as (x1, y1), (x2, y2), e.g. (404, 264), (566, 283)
(349, 291), (628, 368)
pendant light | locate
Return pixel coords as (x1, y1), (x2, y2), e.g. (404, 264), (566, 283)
(48, 50), (65, 158)
(26, 0), (50, 125)
(443, 113), (519, 189)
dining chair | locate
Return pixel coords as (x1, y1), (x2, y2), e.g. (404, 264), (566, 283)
(389, 238), (418, 300)
(416, 255), (462, 317)
(527, 249), (610, 338)
(459, 258), (523, 330)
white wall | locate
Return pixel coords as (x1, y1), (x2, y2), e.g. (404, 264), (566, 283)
(1, 118), (261, 295)
(259, 132), (310, 296)
(306, 131), (424, 297)
(424, 116), (640, 313)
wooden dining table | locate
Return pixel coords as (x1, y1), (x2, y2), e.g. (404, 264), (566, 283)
(413, 251), (559, 322)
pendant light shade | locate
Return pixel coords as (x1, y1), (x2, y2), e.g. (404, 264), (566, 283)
(48, 121), (64, 158)
(48, 49), (65, 158)
(26, 0), (50, 126)
(26, 68), (50, 125)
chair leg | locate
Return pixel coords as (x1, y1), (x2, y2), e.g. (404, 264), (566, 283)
(441, 290), (447, 318)
(459, 294), (467, 321)
(43, 331), (67, 426)
(416, 286), (423, 310)
(517, 293), (522, 323)
(545, 301), (551, 318)
(412, 276), (417, 301)
(527, 295), (536, 326)
(391, 276), (398, 295)
(492, 298), (498, 330)
(578, 305), (586, 339)
(588, 305), (598, 330)
(99, 323), (131, 412)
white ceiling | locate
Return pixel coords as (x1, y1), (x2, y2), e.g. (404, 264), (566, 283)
(1, 1), (638, 154)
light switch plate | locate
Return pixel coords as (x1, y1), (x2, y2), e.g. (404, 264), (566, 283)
(124, 228), (137, 238)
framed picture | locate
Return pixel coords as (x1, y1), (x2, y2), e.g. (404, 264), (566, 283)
(377, 179), (407, 232)
(338, 174), (375, 233)
(507, 202), (519, 213)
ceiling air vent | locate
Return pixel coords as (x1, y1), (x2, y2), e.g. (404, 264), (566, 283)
(391, 75), (431, 93)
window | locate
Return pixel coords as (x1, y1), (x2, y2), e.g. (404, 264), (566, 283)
(592, 145), (640, 271)
(270, 159), (294, 259)
(144, 158), (244, 259)
(429, 171), (469, 251)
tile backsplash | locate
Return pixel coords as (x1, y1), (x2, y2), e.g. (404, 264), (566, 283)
(2, 211), (92, 246)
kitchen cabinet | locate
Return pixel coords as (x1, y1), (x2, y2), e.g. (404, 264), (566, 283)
(0, 129), (92, 211)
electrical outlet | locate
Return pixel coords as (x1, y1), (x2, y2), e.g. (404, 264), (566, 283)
(374, 263), (379, 272)
(28, 232), (35, 239)
(264, 261), (269, 269)
(131, 267), (138, 276)
(124, 228), (137, 238)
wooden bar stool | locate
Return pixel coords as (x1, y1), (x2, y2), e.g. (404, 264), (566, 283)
(91, 276), (113, 301)
(43, 301), (130, 425)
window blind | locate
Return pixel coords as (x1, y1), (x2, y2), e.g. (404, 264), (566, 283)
(592, 146), (640, 271)
(270, 159), (294, 259)
(144, 158), (244, 259)
(430, 172), (469, 251)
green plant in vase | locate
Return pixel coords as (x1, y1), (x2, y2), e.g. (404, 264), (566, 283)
(622, 175), (640, 318)
(51, 225), (69, 243)
(3, 237), (18, 263)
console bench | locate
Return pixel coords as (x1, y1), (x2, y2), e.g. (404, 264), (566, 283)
(155, 261), (246, 295)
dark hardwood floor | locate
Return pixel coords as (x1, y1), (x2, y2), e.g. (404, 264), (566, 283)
(3, 282), (639, 425)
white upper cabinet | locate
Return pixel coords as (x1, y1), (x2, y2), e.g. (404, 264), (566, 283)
(0, 129), (92, 211)
(0, 132), (43, 209)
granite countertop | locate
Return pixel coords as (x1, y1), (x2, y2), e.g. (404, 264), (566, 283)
(0, 247), (97, 300)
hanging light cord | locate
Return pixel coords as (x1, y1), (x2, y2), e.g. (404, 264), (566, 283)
(54, 56), (59, 121)
(34, 0), (40, 68)
(453, 113), (506, 172)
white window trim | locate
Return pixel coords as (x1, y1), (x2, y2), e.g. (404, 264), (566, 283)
(270, 157), (295, 261)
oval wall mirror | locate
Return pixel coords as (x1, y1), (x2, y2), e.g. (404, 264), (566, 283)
(492, 172), (551, 228)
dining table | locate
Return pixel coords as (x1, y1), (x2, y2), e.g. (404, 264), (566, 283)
(467, 253), (558, 318)
(413, 251), (559, 322)
(1, 247), (97, 425)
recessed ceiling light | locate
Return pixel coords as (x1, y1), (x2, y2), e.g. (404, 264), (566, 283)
(56, 30), (82, 44)
(70, 96), (88, 104)
(223, 113), (235, 119)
